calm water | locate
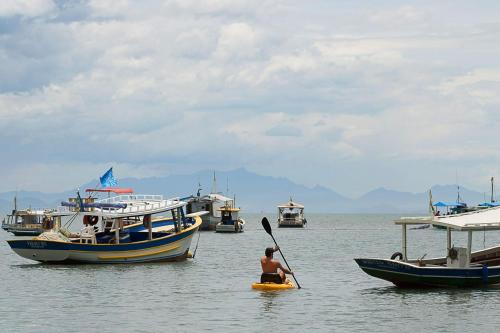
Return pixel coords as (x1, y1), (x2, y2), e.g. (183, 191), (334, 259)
(2, 214), (500, 332)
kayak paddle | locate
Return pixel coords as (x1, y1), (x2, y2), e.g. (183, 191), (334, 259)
(261, 217), (301, 289)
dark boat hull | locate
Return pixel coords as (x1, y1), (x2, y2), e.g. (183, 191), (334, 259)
(354, 258), (500, 287)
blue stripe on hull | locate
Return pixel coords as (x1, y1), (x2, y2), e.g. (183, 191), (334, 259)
(355, 258), (500, 287)
(7, 227), (195, 252)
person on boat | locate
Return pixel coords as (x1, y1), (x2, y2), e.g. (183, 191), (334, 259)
(260, 246), (293, 284)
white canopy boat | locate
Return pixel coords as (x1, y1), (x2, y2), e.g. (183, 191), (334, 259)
(277, 198), (306, 228)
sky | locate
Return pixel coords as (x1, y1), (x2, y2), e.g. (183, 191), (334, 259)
(1, 0), (500, 196)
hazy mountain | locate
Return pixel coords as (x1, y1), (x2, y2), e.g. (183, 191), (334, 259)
(0, 168), (492, 215)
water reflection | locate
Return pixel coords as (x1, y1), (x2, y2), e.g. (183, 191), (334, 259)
(258, 291), (284, 314)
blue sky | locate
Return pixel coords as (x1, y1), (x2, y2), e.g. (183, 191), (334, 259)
(1, 0), (500, 196)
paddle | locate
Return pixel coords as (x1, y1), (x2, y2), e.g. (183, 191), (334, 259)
(261, 217), (301, 289)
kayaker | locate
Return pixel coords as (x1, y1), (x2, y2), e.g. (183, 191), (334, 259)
(260, 246), (293, 284)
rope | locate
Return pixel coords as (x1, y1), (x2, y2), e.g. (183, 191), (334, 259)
(192, 228), (202, 259)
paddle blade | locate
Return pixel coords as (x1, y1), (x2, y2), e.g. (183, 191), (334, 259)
(261, 217), (272, 235)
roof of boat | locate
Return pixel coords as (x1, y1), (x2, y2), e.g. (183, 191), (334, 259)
(394, 207), (500, 231)
(85, 187), (134, 194)
(277, 201), (304, 209)
(190, 193), (233, 203)
(217, 206), (240, 212)
(431, 206), (500, 231)
(53, 194), (187, 218)
(433, 201), (466, 207)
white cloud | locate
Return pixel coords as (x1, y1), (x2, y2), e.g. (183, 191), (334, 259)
(0, 0), (55, 17)
(2, 1), (500, 195)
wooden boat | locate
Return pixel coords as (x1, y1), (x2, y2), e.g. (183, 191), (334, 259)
(2, 208), (54, 236)
(6, 191), (203, 264)
(215, 204), (245, 233)
(277, 198), (306, 228)
(355, 207), (500, 287)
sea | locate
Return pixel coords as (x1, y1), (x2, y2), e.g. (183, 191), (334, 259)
(2, 213), (500, 332)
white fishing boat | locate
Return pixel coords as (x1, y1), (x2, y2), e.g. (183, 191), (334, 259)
(6, 190), (203, 264)
(277, 198), (306, 228)
(215, 204), (245, 233)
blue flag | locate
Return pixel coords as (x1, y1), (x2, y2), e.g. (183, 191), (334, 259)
(100, 167), (118, 187)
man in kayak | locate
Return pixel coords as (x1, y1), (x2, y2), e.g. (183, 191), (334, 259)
(260, 246), (293, 284)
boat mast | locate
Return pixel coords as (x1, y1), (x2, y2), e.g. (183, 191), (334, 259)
(491, 177), (495, 203)
(211, 172), (217, 194)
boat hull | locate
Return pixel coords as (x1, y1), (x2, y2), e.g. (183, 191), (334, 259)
(277, 223), (304, 228)
(355, 258), (500, 287)
(8, 228), (43, 236)
(215, 219), (245, 233)
(7, 219), (201, 264)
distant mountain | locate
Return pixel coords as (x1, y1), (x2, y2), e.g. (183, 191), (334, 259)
(0, 168), (491, 215)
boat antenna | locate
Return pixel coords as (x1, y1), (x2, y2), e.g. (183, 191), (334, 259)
(211, 171), (217, 194)
(491, 177), (495, 203)
(197, 181), (202, 197)
(226, 176), (229, 196)
(457, 185), (462, 204)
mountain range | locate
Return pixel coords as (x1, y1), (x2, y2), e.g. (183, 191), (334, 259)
(0, 168), (493, 215)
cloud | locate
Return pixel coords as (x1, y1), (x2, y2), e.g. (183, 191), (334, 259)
(2, 1), (500, 196)
(0, 0), (55, 18)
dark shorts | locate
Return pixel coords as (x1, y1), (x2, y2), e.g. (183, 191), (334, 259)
(261, 273), (283, 284)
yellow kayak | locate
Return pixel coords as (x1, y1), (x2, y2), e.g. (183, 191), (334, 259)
(251, 280), (295, 290)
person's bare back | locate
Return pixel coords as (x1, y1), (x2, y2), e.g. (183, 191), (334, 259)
(260, 246), (292, 283)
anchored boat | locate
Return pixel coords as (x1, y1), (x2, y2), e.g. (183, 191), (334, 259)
(6, 191), (203, 264)
(2, 208), (56, 236)
(215, 203), (245, 233)
(355, 207), (500, 287)
(277, 198), (306, 228)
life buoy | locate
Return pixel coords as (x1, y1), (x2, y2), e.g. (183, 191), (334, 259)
(83, 215), (99, 226)
(390, 252), (403, 260)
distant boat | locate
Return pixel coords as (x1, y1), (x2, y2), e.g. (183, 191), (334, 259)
(6, 189), (203, 264)
(185, 173), (236, 230)
(2, 208), (54, 236)
(215, 203), (245, 233)
(355, 207), (500, 287)
(277, 198), (306, 228)
(1, 195), (59, 236)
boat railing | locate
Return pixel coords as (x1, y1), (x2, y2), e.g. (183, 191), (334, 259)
(55, 196), (183, 215)
(96, 195), (182, 214)
(97, 194), (165, 204)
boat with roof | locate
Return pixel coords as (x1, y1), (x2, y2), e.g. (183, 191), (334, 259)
(355, 206), (500, 287)
(6, 189), (204, 264)
(185, 173), (236, 230)
(277, 198), (306, 228)
(215, 201), (245, 233)
(1, 196), (74, 236)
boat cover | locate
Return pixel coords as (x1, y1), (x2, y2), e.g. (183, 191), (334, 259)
(433, 206), (500, 230)
(433, 201), (466, 207)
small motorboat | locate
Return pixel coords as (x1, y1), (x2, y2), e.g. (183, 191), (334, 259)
(215, 203), (245, 233)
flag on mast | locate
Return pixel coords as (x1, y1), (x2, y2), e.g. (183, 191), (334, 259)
(100, 167), (118, 187)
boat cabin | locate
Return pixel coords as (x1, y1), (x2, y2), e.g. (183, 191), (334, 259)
(277, 199), (306, 228)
